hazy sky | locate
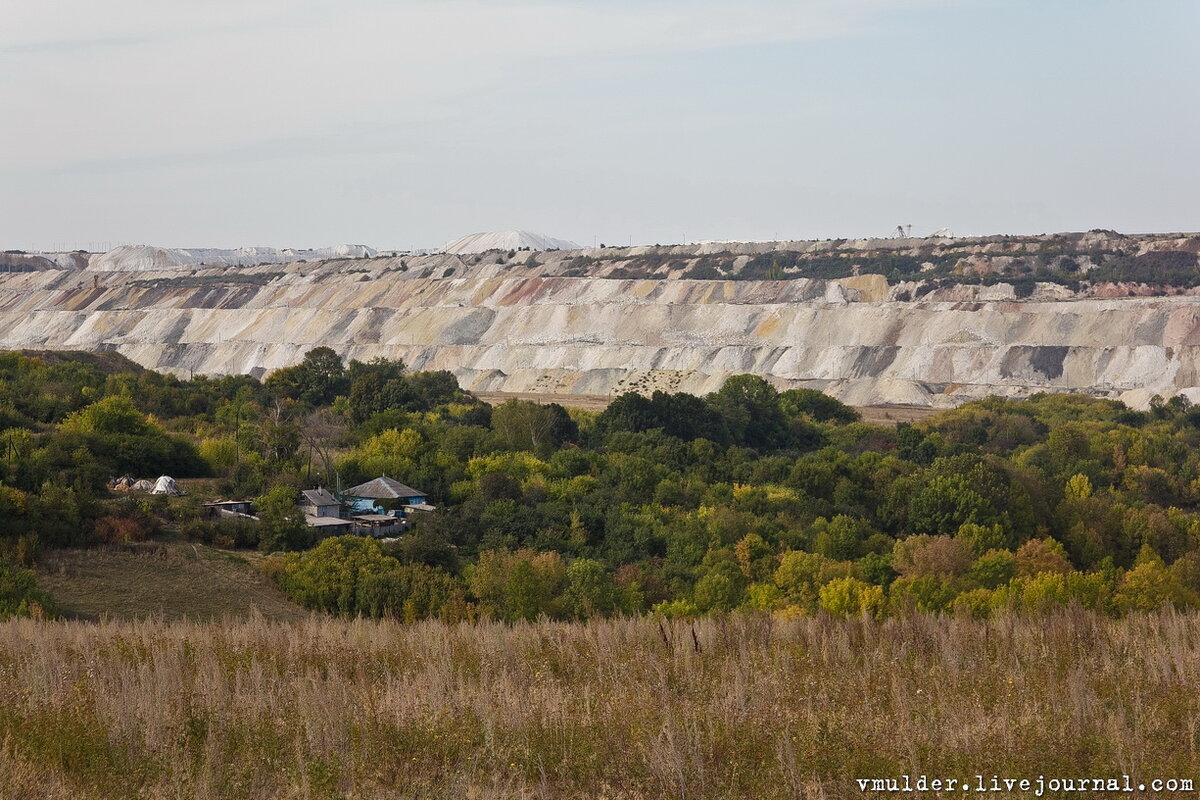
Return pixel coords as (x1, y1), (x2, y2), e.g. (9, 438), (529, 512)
(2, 0), (1197, 251)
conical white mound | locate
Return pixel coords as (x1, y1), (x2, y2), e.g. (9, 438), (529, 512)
(441, 231), (580, 255)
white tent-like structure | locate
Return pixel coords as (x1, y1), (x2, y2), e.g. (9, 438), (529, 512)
(150, 475), (184, 496)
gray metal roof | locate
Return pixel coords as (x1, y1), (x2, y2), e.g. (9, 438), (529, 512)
(300, 488), (339, 507)
(305, 515), (353, 528)
(345, 476), (426, 500)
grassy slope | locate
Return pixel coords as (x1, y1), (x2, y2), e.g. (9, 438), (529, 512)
(36, 539), (308, 623)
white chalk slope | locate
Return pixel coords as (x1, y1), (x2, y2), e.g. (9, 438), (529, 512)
(441, 231), (581, 254)
(88, 244), (376, 272)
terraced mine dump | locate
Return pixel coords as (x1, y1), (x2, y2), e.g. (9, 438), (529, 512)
(1, 230), (1199, 407)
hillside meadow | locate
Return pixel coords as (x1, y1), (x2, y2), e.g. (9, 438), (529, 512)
(36, 540), (308, 623)
(1, 610), (1198, 799)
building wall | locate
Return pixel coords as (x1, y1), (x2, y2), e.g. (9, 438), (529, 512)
(348, 497), (378, 514)
(302, 503), (341, 518)
(347, 496), (427, 514)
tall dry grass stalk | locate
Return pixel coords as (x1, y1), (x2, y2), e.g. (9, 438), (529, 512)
(0, 609), (1199, 799)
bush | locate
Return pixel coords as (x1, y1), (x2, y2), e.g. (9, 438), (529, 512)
(181, 518), (261, 549)
(0, 562), (56, 619)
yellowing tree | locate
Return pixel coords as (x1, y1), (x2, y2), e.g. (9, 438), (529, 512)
(819, 577), (885, 617)
(774, 550), (854, 611)
(60, 395), (155, 436)
(350, 428), (423, 479)
(1114, 546), (1195, 612)
(1064, 473), (1093, 500)
(466, 451), (550, 482)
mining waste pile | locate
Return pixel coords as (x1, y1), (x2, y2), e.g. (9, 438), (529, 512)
(1, 231), (1199, 408)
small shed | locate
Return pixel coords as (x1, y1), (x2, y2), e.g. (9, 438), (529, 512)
(351, 514), (407, 537)
(305, 515), (353, 534)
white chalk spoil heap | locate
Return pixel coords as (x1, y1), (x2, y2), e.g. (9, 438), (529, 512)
(3, 231), (1200, 410)
(88, 244), (377, 272)
(441, 231), (581, 255)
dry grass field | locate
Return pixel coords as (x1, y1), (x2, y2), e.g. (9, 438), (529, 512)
(0, 610), (1198, 799)
(853, 404), (942, 427)
(474, 391), (616, 412)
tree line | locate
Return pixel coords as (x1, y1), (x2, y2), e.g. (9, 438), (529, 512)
(4, 347), (1200, 620)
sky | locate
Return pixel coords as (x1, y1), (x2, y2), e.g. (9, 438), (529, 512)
(2, 0), (1197, 252)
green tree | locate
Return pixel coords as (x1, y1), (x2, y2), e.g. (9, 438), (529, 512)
(256, 485), (312, 552)
(778, 388), (860, 424)
(491, 400), (577, 455)
(279, 536), (392, 614)
(996, 571), (1112, 614)
(966, 549), (1017, 590)
(704, 375), (791, 449)
(468, 549), (567, 621)
(810, 515), (868, 561)
(592, 393), (659, 438)
(906, 454), (1034, 539)
(1064, 473), (1093, 500)
(734, 533), (773, 580)
(265, 347), (348, 406)
(954, 522), (1009, 556)
(565, 558), (617, 618)
(32, 482), (91, 548)
(888, 575), (960, 613)
(346, 357), (413, 423)
(51, 395), (206, 481)
(357, 563), (465, 621)
(693, 568), (743, 614)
